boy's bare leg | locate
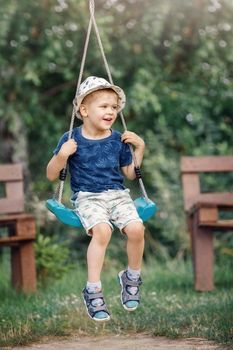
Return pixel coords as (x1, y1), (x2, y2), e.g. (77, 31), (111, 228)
(118, 221), (144, 311)
(87, 223), (112, 283)
(83, 223), (112, 321)
(123, 221), (145, 269)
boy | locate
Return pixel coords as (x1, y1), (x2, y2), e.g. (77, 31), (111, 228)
(46, 76), (145, 322)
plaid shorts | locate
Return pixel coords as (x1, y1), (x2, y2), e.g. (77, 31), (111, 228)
(73, 189), (142, 235)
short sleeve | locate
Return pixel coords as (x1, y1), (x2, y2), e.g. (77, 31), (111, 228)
(120, 142), (132, 167)
(53, 132), (69, 155)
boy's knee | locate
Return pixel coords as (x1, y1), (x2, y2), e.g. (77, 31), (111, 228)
(91, 223), (112, 245)
(124, 222), (145, 242)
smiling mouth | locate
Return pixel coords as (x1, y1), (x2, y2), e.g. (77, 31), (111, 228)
(103, 117), (113, 122)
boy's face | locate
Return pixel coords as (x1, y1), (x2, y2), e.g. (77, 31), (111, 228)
(79, 90), (118, 131)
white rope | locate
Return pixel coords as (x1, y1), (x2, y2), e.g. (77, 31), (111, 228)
(89, 2), (149, 200)
(57, 0), (149, 202)
(88, 1), (128, 130)
(57, 6), (93, 203)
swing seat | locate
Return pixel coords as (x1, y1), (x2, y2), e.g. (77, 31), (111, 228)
(134, 197), (157, 221)
(46, 197), (157, 228)
(46, 199), (83, 228)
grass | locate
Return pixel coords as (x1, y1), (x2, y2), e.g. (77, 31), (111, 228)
(0, 255), (232, 347)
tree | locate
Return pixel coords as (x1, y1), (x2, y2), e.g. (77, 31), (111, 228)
(1, 0), (232, 259)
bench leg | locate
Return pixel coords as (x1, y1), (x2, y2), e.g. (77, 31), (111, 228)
(191, 212), (214, 291)
(11, 242), (37, 293)
(11, 218), (37, 293)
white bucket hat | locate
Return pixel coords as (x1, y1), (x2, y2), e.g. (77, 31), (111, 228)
(74, 76), (126, 119)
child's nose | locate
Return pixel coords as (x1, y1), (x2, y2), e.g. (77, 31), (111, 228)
(107, 107), (114, 113)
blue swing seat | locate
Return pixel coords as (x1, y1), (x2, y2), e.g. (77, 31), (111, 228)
(46, 197), (157, 228)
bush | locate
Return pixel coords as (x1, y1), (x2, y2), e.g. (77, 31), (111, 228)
(35, 233), (74, 284)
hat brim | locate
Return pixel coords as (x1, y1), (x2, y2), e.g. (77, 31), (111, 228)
(74, 84), (126, 120)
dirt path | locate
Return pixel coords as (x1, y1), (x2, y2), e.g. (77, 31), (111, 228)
(12, 334), (230, 350)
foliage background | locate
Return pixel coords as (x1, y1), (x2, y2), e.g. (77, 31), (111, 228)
(0, 0), (232, 264)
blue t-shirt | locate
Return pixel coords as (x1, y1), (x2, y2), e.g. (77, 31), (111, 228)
(54, 126), (132, 195)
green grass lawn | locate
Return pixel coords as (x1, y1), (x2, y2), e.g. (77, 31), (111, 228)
(0, 256), (232, 347)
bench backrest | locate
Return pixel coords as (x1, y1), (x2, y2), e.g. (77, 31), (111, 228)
(0, 164), (24, 214)
(181, 156), (233, 212)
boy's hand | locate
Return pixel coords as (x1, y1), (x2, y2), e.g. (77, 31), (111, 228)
(121, 131), (145, 150)
(59, 139), (78, 158)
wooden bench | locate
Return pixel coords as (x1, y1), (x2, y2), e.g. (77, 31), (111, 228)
(0, 164), (37, 293)
(181, 156), (233, 291)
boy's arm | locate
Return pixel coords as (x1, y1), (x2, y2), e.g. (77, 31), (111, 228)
(46, 139), (77, 181)
(121, 131), (145, 180)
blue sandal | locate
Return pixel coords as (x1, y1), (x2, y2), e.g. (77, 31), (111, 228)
(82, 288), (110, 322)
(118, 270), (142, 311)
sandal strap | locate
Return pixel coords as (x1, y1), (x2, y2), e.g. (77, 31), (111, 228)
(122, 271), (142, 287)
(89, 303), (109, 316)
(124, 293), (140, 302)
(85, 291), (104, 301)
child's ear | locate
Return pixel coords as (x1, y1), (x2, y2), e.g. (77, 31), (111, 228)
(79, 104), (88, 118)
